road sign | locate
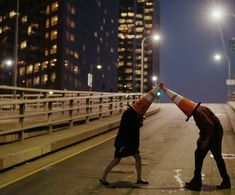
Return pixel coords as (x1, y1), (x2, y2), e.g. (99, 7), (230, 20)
(226, 79), (235, 85)
(88, 73), (93, 87)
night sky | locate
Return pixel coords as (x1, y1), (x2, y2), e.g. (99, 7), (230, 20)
(160, 0), (235, 103)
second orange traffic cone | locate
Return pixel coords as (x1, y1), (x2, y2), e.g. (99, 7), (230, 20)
(158, 82), (201, 121)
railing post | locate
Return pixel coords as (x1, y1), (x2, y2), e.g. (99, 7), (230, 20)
(99, 96), (103, 118)
(109, 96), (113, 116)
(19, 103), (25, 141)
(85, 97), (90, 123)
(69, 99), (74, 127)
(48, 101), (53, 133)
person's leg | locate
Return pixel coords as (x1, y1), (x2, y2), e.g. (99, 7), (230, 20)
(210, 139), (231, 189)
(185, 147), (208, 191)
(100, 158), (121, 185)
(133, 154), (148, 184)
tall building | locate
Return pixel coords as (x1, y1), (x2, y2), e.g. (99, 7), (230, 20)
(118, 0), (160, 93)
(0, 0), (118, 92)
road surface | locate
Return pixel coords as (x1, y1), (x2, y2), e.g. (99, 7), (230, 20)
(0, 103), (234, 194)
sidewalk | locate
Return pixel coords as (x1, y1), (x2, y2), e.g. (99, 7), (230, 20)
(0, 104), (160, 171)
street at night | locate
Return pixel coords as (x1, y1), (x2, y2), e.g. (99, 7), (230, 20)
(0, 104), (234, 194)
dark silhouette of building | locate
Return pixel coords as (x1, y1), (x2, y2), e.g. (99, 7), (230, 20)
(118, 0), (160, 93)
(0, 0), (118, 92)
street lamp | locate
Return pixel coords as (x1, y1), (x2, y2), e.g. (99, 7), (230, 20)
(4, 59), (14, 67)
(152, 75), (157, 86)
(213, 53), (231, 100)
(141, 33), (160, 94)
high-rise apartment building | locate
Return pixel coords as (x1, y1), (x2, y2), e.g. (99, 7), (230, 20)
(118, 0), (160, 93)
(0, 0), (118, 92)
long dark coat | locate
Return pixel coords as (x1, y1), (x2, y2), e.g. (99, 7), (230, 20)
(114, 107), (143, 158)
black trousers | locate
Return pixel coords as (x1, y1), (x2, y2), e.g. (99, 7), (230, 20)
(193, 126), (229, 181)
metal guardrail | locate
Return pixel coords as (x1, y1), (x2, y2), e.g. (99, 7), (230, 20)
(0, 85), (141, 143)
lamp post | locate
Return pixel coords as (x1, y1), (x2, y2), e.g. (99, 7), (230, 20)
(213, 53), (231, 100)
(152, 75), (157, 86)
(141, 33), (160, 94)
(13, 0), (19, 98)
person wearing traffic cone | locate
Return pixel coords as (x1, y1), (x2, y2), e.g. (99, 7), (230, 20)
(99, 85), (160, 186)
(158, 82), (231, 191)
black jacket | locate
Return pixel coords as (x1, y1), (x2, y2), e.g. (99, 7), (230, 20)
(114, 108), (143, 149)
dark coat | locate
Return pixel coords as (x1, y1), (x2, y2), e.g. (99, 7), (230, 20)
(193, 106), (223, 150)
(114, 107), (143, 151)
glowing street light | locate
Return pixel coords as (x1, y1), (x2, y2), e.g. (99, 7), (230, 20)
(4, 59), (14, 67)
(214, 54), (222, 61)
(141, 33), (161, 94)
(97, 64), (102, 69)
(211, 8), (224, 21)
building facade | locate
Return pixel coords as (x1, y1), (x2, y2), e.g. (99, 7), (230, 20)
(118, 0), (160, 93)
(0, 0), (118, 92)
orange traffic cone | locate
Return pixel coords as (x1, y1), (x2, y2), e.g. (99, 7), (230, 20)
(158, 82), (201, 121)
(130, 86), (160, 116)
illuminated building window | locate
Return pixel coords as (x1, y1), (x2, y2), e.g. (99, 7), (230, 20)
(33, 76), (40, 85)
(119, 19), (125, 23)
(19, 67), (25, 76)
(0, 27), (2, 34)
(144, 15), (152, 20)
(145, 24), (152, 28)
(74, 52), (79, 59)
(27, 26), (32, 35)
(136, 27), (143, 32)
(121, 13), (127, 17)
(50, 45), (57, 54)
(110, 48), (114, 53)
(100, 26), (103, 31)
(70, 34), (75, 42)
(26, 65), (33, 74)
(51, 72), (56, 82)
(44, 49), (49, 56)
(136, 14), (142, 19)
(94, 32), (98, 37)
(64, 60), (68, 67)
(3, 25), (10, 32)
(9, 11), (16, 18)
(128, 12), (134, 17)
(50, 30), (57, 40)
(111, 19), (114, 23)
(71, 6), (76, 14)
(34, 63), (40, 73)
(103, 18), (106, 24)
(0, 16), (2, 22)
(70, 20), (75, 28)
(74, 66), (78, 74)
(51, 15), (58, 26)
(50, 58), (57, 66)
(45, 19), (50, 28)
(42, 74), (48, 84)
(45, 32), (49, 39)
(20, 41), (27, 49)
(42, 61), (49, 70)
(82, 44), (86, 51)
(51, 2), (59, 12)
(46, 5), (50, 14)
(22, 16), (27, 23)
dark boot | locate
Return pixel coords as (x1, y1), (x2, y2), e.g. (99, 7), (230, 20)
(185, 178), (202, 191)
(216, 178), (231, 190)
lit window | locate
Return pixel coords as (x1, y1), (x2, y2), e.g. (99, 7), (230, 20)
(45, 49), (49, 56)
(50, 58), (57, 66)
(26, 65), (33, 74)
(46, 5), (50, 14)
(51, 15), (58, 26)
(121, 13), (127, 17)
(22, 16), (27, 23)
(64, 60), (68, 67)
(71, 7), (76, 14)
(0, 27), (2, 34)
(20, 41), (27, 49)
(9, 11), (16, 18)
(0, 16), (2, 22)
(19, 67), (25, 76)
(33, 76), (40, 85)
(144, 15), (152, 20)
(70, 20), (75, 28)
(103, 18), (106, 24)
(94, 32), (98, 37)
(128, 12), (134, 17)
(42, 61), (49, 70)
(50, 45), (57, 54)
(27, 26), (32, 35)
(50, 30), (57, 40)
(74, 66), (78, 74)
(45, 32), (49, 39)
(51, 72), (56, 82)
(42, 74), (48, 84)
(45, 19), (50, 28)
(74, 52), (79, 59)
(34, 63), (40, 73)
(70, 34), (75, 42)
(51, 2), (59, 12)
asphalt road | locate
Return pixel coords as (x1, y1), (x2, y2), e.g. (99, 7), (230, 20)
(0, 103), (234, 195)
